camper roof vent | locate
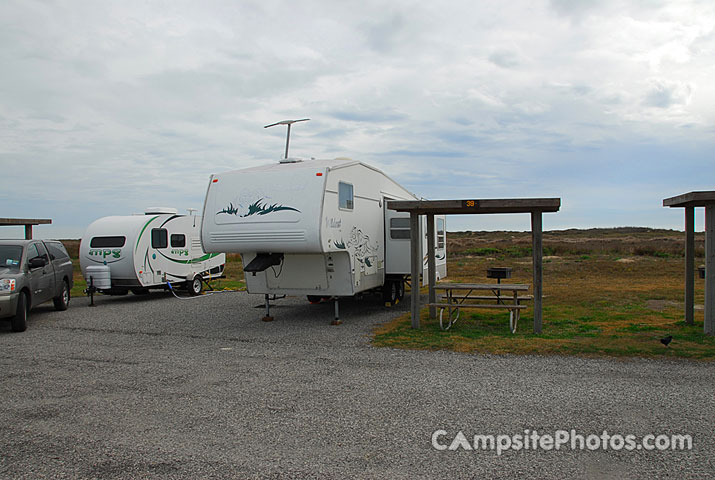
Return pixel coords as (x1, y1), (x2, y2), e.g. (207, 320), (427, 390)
(144, 207), (179, 215)
(279, 157), (303, 164)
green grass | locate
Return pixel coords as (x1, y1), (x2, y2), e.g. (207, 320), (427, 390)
(373, 254), (715, 360)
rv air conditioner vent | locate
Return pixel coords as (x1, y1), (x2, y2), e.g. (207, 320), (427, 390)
(279, 158), (304, 164)
(243, 253), (284, 273)
(145, 207), (179, 215)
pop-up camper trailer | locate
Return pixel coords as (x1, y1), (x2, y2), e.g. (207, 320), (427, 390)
(200, 158), (446, 320)
(80, 208), (225, 297)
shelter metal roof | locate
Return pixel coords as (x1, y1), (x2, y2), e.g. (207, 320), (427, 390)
(387, 198), (561, 215)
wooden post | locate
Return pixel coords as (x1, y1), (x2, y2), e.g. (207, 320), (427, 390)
(685, 207), (695, 325)
(531, 211), (543, 334)
(427, 214), (436, 319)
(24, 224), (32, 240)
(705, 205), (714, 335)
(410, 212), (421, 329)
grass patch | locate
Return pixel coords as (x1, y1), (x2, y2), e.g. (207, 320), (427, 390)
(373, 254), (715, 360)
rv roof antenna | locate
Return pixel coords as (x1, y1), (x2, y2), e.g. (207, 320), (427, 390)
(264, 118), (310, 159)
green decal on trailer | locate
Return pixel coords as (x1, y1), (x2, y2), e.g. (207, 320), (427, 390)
(136, 216), (159, 252)
(217, 199), (300, 217)
(157, 251), (223, 265)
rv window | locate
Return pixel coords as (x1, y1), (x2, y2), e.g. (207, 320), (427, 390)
(437, 219), (445, 248)
(390, 217), (411, 240)
(90, 236), (126, 248)
(151, 229), (168, 249)
(170, 234), (186, 248)
(339, 182), (353, 210)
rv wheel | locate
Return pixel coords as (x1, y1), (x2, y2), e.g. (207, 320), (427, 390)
(307, 295), (322, 304)
(382, 280), (398, 306)
(189, 275), (203, 296)
(396, 280), (405, 301)
(131, 288), (150, 295)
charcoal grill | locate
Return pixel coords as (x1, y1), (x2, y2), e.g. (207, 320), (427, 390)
(487, 267), (512, 284)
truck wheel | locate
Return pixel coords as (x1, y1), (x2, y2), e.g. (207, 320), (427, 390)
(189, 275), (203, 296)
(53, 280), (70, 311)
(12, 292), (28, 332)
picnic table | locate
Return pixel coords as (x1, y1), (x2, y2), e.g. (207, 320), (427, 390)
(427, 283), (532, 332)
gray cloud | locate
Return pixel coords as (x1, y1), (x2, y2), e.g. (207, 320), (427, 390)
(488, 50), (521, 69)
(643, 79), (693, 108)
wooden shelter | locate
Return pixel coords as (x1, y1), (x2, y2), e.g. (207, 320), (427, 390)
(0, 218), (52, 239)
(663, 191), (715, 335)
(387, 198), (561, 333)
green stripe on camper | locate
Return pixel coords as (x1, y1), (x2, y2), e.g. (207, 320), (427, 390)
(136, 216), (159, 252)
(156, 251), (222, 264)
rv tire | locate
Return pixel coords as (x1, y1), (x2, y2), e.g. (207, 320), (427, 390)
(307, 295), (322, 304)
(382, 280), (398, 306)
(131, 288), (150, 295)
(396, 279), (405, 301)
(189, 275), (203, 296)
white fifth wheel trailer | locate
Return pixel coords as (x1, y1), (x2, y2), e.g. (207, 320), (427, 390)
(200, 158), (446, 321)
(80, 208), (226, 299)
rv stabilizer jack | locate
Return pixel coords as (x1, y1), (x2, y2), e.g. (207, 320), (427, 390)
(331, 298), (342, 326)
(262, 294), (274, 322)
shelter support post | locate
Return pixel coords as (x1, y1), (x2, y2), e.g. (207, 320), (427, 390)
(685, 207), (695, 325)
(24, 225), (32, 240)
(427, 214), (436, 319)
(531, 211), (543, 334)
(410, 212), (421, 329)
(706, 205), (715, 336)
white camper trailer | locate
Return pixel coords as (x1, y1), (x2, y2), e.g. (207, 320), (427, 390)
(201, 158), (446, 319)
(80, 208), (226, 297)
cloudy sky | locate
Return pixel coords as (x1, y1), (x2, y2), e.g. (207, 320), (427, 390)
(1, 0), (713, 238)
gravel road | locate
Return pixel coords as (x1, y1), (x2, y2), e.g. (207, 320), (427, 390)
(1, 290), (713, 479)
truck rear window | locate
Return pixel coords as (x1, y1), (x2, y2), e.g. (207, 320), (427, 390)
(90, 236), (126, 248)
(46, 242), (70, 261)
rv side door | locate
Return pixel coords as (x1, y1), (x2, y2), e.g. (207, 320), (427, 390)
(384, 200), (421, 277)
(421, 215), (447, 285)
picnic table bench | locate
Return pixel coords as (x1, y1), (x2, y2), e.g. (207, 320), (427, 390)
(427, 283), (532, 332)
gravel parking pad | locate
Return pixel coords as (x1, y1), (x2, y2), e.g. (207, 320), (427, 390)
(1, 291), (713, 478)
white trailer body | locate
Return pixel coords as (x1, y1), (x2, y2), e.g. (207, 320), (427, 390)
(80, 208), (225, 293)
(201, 159), (446, 299)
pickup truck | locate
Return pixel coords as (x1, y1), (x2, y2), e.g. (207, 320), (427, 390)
(0, 239), (74, 332)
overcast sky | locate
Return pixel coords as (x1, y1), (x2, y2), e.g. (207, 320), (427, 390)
(1, 0), (713, 238)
